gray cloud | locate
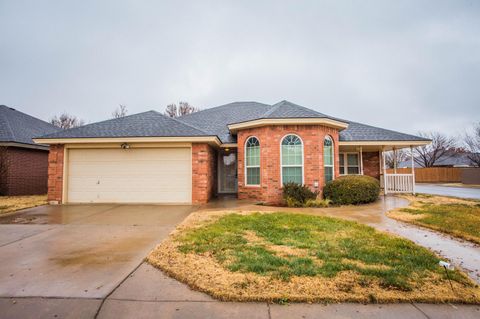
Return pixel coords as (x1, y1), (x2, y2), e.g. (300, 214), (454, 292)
(1, 0), (479, 136)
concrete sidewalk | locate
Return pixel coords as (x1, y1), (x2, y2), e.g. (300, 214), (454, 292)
(1, 263), (478, 319)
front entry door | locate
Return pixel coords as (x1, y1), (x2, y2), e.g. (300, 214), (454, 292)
(218, 151), (237, 193)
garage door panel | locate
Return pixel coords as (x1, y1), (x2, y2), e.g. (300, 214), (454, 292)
(69, 148), (187, 161)
(68, 176), (191, 191)
(68, 191), (190, 203)
(67, 148), (192, 203)
(68, 160), (190, 176)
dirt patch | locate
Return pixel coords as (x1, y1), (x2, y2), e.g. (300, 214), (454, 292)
(0, 195), (47, 215)
(147, 209), (480, 304)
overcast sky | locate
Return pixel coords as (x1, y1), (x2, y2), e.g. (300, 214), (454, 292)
(1, 0), (479, 136)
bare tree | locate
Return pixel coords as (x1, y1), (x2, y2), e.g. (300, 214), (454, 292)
(112, 104), (128, 119)
(413, 131), (457, 167)
(385, 149), (408, 169)
(50, 113), (85, 129)
(165, 101), (199, 118)
(464, 122), (480, 167)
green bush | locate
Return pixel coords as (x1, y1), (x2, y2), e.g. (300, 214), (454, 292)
(283, 182), (318, 207)
(323, 175), (380, 205)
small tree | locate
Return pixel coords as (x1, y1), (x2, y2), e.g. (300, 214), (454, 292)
(464, 122), (480, 167)
(165, 101), (199, 118)
(112, 104), (128, 119)
(413, 131), (457, 167)
(50, 113), (85, 129)
(385, 149), (408, 169)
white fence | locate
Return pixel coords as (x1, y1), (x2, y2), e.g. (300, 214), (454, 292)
(383, 174), (415, 194)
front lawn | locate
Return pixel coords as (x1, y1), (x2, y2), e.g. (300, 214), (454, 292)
(0, 195), (47, 215)
(387, 195), (480, 244)
(148, 210), (480, 303)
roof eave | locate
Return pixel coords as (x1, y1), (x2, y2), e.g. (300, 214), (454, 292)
(227, 118), (349, 133)
(339, 140), (431, 147)
(33, 136), (222, 147)
(0, 141), (50, 150)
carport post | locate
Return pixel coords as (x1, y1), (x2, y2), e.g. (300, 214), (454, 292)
(382, 147), (388, 195)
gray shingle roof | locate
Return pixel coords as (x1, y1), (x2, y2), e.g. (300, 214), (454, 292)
(178, 100), (347, 143)
(36, 100), (429, 144)
(262, 100), (334, 119)
(339, 121), (430, 142)
(39, 110), (210, 139)
(0, 105), (60, 147)
(177, 101), (272, 143)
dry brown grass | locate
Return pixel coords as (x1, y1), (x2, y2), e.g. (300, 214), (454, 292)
(0, 195), (47, 215)
(147, 209), (480, 304)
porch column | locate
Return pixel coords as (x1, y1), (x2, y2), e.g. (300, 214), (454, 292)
(411, 146), (416, 195)
(382, 147), (388, 194)
(359, 146), (364, 175)
(393, 147), (397, 174)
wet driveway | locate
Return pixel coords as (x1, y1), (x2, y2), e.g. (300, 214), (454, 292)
(0, 204), (196, 298)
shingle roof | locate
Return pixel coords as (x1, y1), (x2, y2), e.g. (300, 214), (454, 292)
(262, 100), (335, 119)
(177, 101), (272, 143)
(0, 105), (60, 147)
(339, 121), (430, 142)
(178, 100), (347, 143)
(39, 110), (210, 139)
(36, 100), (429, 144)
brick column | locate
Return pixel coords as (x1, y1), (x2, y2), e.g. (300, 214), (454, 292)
(192, 143), (215, 204)
(47, 144), (64, 204)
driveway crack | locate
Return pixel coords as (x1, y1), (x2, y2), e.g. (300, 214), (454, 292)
(93, 261), (145, 319)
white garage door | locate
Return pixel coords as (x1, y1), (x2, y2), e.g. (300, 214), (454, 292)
(67, 148), (191, 203)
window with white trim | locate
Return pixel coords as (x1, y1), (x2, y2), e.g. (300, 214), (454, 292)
(245, 137), (260, 185)
(281, 135), (303, 184)
(339, 153), (360, 175)
(324, 136), (334, 183)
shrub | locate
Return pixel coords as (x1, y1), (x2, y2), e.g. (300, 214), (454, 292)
(305, 198), (331, 208)
(323, 175), (380, 205)
(283, 182), (318, 207)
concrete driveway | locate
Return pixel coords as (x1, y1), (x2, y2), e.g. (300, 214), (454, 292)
(0, 204), (195, 298)
(415, 183), (480, 199)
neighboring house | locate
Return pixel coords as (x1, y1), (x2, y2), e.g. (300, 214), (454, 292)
(34, 100), (430, 204)
(398, 150), (479, 168)
(0, 105), (60, 196)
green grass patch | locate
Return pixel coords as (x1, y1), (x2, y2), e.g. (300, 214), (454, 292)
(399, 202), (480, 244)
(178, 212), (470, 291)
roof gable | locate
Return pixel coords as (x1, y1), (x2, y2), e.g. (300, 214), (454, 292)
(0, 105), (60, 146)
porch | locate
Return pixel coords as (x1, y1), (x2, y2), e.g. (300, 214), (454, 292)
(338, 144), (416, 194)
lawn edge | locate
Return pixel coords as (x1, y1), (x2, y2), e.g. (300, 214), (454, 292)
(147, 209), (480, 305)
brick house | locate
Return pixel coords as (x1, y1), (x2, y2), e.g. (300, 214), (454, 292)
(34, 101), (430, 205)
(0, 105), (60, 196)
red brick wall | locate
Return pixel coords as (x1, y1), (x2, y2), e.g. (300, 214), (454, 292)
(47, 144), (64, 203)
(362, 151), (380, 180)
(0, 146), (49, 196)
(192, 143), (216, 204)
(237, 125), (340, 204)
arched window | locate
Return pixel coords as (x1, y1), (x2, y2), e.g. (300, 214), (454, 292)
(324, 136), (334, 183)
(245, 137), (260, 185)
(281, 134), (303, 185)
